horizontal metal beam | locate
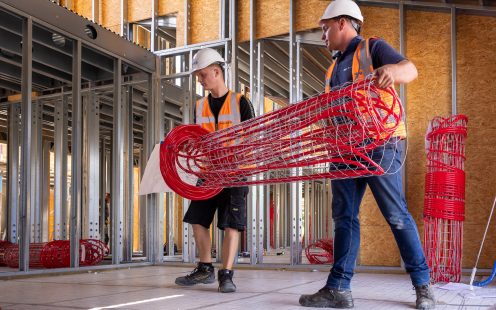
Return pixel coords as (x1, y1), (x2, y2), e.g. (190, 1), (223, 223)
(0, 0), (155, 72)
(0, 59), (55, 89)
(357, 0), (496, 14)
(155, 38), (229, 57)
(0, 78), (21, 92)
(0, 28), (100, 82)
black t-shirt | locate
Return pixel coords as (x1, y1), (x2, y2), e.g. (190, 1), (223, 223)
(194, 91), (256, 124)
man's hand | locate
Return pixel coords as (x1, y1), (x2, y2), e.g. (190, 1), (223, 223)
(373, 64), (395, 89)
(373, 60), (418, 89)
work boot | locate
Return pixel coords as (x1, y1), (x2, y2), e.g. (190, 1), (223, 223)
(299, 287), (354, 308)
(175, 262), (215, 286)
(218, 269), (236, 293)
(415, 284), (436, 309)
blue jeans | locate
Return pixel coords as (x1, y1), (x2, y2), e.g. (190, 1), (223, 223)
(326, 141), (430, 290)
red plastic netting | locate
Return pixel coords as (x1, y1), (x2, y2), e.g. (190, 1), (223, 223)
(0, 240), (13, 266)
(2, 239), (108, 269)
(423, 114), (468, 283)
(305, 239), (334, 264)
(160, 77), (405, 200)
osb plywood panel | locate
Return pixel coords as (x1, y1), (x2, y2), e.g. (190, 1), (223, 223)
(357, 6), (401, 266)
(159, 0), (182, 16)
(73, 0), (92, 20)
(360, 225), (401, 266)
(238, 0), (290, 42)
(457, 14), (496, 269)
(258, 0), (289, 39)
(60, 0), (72, 10)
(405, 11), (451, 229)
(159, 0), (183, 45)
(296, 0), (328, 32)
(106, 24), (121, 34)
(463, 224), (496, 268)
(238, 0), (250, 42)
(129, 0), (151, 22)
(102, 0), (121, 31)
(191, 0), (220, 44)
(360, 6), (399, 50)
(128, 0), (182, 23)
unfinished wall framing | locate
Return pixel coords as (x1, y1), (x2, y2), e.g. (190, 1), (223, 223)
(15, 0), (496, 271)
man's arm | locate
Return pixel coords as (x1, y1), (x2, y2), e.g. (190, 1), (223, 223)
(374, 59), (418, 89)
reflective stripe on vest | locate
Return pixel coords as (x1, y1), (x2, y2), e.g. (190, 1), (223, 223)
(324, 38), (406, 138)
(195, 91), (241, 133)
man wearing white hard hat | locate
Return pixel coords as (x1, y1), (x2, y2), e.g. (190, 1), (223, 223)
(174, 48), (255, 293)
(299, 0), (435, 309)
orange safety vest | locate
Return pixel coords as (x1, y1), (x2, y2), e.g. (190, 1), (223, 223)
(196, 91), (250, 173)
(324, 38), (406, 139)
(195, 90), (242, 132)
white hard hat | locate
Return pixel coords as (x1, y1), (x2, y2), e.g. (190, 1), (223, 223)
(191, 48), (225, 73)
(320, 0), (363, 23)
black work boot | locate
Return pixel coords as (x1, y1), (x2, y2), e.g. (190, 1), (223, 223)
(218, 269), (236, 293)
(415, 284), (436, 309)
(299, 287), (354, 308)
(175, 263), (215, 286)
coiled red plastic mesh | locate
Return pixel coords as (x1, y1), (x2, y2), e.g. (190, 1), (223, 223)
(1, 239), (108, 268)
(160, 77), (405, 200)
(423, 114), (468, 283)
(305, 239), (334, 264)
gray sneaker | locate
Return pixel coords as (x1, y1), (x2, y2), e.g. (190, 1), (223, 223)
(175, 263), (215, 286)
(218, 269), (236, 293)
(415, 285), (436, 309)
(299, 287), (354, 308)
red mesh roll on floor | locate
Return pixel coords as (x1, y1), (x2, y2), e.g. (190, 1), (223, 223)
(305, 239), (334, 264)
(0, 241), (12, 266)
(160, 77), (405, 200)
(423, 115), (468, 283)
(1, 239), (109, 269)
(4, 243), (46, 268)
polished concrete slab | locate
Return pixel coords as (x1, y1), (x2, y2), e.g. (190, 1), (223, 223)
(0, 265), (495, 309)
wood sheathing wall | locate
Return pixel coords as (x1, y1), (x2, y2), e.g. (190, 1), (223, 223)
(405, 8), (452, 260)
(357, 6), (402, 267)
(457, 14), (496, 269)
(102, 0), (121, 33)
(68, 1), (496, 268)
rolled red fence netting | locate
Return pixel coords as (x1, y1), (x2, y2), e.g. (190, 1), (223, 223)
(305, 239), (334, 264)
(2, 239), (109, 269)
(423, 115), (468, 283)
(40, 239), (109, 268)
(79, 239), (109, 266)
(4, 243), (46, 268)
(0, 241), (12, 266)
(160, 77), (406, 200)
(40, 240), (71, 268)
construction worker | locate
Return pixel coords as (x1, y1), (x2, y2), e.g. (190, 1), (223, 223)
(174, 48), (255, 293)
(299, 0), (436, 309)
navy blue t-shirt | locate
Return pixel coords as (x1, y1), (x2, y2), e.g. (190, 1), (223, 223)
(329, 35), (406, 88)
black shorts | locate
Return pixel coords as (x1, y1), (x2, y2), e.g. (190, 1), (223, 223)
(183, 186), (249, 231)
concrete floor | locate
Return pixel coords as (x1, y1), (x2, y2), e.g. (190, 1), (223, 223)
(0, 265), (495, 309)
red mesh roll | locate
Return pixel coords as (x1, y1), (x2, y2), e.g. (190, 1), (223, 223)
(40, 240), (71, 268)
(4, 243), (46, 268)
(1, 239), (109, 269)
(160, 77), (406, 200)
(79, 239), (109, 266)
(423, 115), (468, 284)
(305, 239), (334, 264)
(40, 239), (109, 268)
(424, 171), (465, 221)
(0, 241), (12, 266)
